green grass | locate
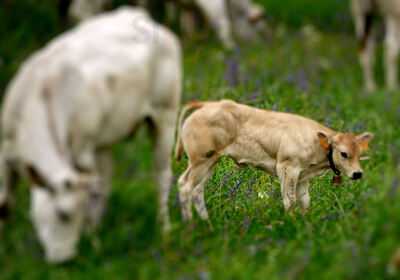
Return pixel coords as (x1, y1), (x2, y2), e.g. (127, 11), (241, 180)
(260, 0), (352, 32)
(2, 31), (400, 279)
(1, 1), (400, 279)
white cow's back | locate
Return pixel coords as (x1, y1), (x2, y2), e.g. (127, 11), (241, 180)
(2, 7), (181, 153)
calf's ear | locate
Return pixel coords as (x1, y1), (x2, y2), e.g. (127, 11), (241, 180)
(317, 132), (330, 151)
(356, 132), (374, 153)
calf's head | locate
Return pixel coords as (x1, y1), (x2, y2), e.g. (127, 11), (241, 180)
(27, 166), (99, 263)
(318, 132), (374, 179)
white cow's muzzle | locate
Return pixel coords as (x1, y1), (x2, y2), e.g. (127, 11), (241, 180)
(30, 188), (84, 263)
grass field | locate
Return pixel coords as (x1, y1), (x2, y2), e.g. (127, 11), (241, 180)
(1, 1), (400, 280)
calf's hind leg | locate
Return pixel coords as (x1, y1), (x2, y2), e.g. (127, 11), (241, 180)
(179, 159), (216, 222)
(192, 159), (217, 222)
(178, 166), (193, 221)
(192, 176), (211, 221)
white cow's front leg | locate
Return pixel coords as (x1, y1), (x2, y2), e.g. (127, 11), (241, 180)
(277, 163), (301, 212)
(85, 150), (112, 231)
(385, 16), (400, 91)
(75, 144), (96, 171)
(72, 142), (110, 231)
(152, 116), (176, 233)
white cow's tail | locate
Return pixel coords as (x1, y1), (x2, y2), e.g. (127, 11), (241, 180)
(174, 101), (205, 161)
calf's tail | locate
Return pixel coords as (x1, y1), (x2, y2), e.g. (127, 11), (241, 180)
(174, 101), (205, 161)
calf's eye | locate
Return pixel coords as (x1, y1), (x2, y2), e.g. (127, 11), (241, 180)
(341, 152), (348, 159)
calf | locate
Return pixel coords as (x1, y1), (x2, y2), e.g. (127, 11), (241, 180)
(0, 7), (181, 263)
(175, 100), (373, 221)
(351, 0), (400, 91)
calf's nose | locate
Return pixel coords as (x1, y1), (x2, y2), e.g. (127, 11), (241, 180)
(352, 172), (363, 180)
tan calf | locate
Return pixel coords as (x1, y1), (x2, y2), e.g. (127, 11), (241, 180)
(175, 100), (373, 221)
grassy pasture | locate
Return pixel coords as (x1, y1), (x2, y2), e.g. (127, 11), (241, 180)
(1, 1), (400, 279)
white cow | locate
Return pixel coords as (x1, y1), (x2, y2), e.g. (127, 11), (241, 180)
(0, 7), (181, 263)
(351, 0), (400, 92)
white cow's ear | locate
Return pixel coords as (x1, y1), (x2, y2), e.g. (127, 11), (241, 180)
(27, 165), (49, 188)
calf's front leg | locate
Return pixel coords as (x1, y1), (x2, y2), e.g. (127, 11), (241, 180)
(296, 180), (310, 213)
(277, 163), (301, 212)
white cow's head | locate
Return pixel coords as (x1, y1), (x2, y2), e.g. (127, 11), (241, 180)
(27, 166), (99, 263)
(69, 0), (111, 22)
(229, 0), (267, 41)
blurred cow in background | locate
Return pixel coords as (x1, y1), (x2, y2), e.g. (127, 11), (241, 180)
(60, 0), (267, 49)
(193, 0), (266, 49)
(0, 7), (181, 263)
(351, 0), (400, 92)
(67, 0), (111, 21)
